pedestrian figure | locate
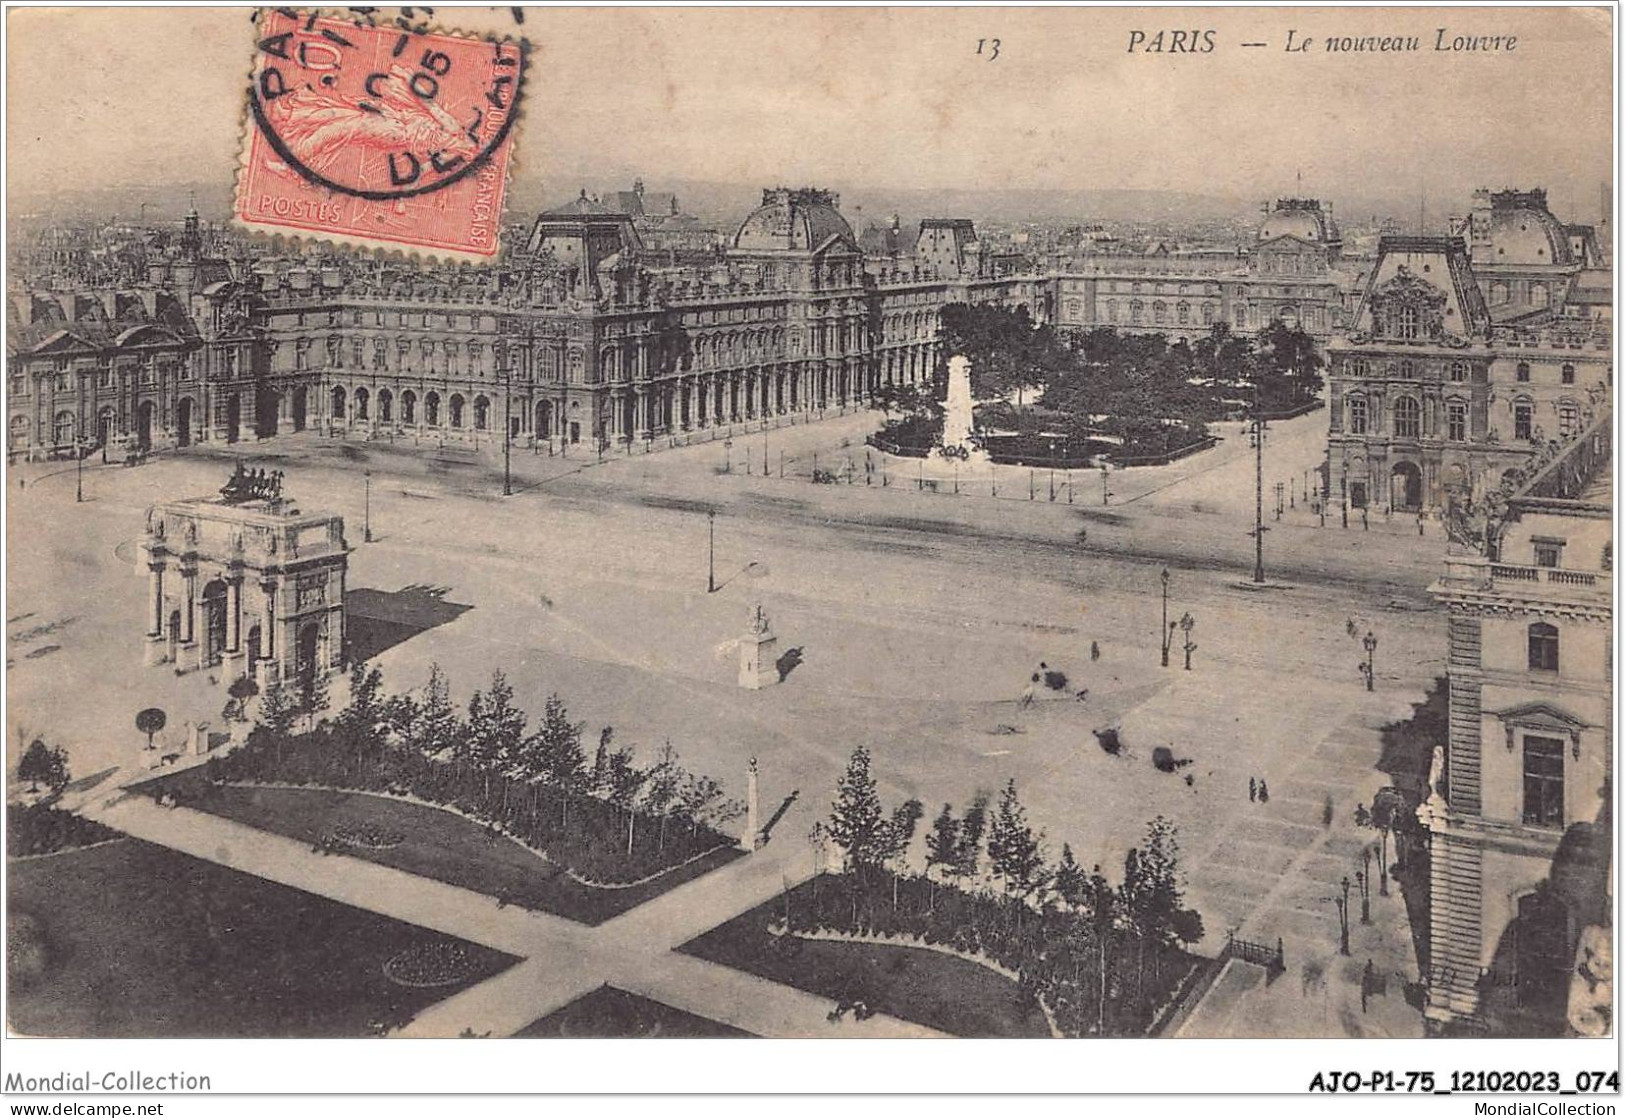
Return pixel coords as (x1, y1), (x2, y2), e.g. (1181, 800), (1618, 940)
(1417, 512), (1425, 537)
(1020, 674), (1036, 709)
(1354, 803), (1370, 828)
(1249, 777), (1257, 802)
(1361, 958), (1375, 1013)
(1258, 779), (1269, 804)
(1090, 640), (1101, 662)
(1361, 508), (1369, 531)
(1323, 794), (1335, 827)
(1074, 687), (1089, 703)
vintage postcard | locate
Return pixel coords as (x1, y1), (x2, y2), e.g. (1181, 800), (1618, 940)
(2, 2), (1616, 1104)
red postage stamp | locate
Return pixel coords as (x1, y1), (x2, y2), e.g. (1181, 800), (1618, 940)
(235, 9), (526, 259)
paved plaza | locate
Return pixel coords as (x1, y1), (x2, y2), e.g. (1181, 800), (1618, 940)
(8, 408), (1444, 1036)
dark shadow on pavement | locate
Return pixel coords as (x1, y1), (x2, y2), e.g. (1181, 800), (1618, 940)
(776, 647), (804, 682)
(760, 790), (799, 843)
(345, 584), (472, 663)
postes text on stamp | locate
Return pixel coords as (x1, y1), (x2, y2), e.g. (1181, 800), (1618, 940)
(236, 9), (526, 259)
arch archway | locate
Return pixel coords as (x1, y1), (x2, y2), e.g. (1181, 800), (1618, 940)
(354, 386), (370, 421)
(136, 401), (156, 450)
(53, 410), (75, 450)
(224, 394), (241, 444)
(176, 397), (194, 447)
(536, 400), (552, 439)
(331, 385), (347, 421)
(292, 386), (308, 432)
(401, 389), (417, 425)
(377, 388), (393, 423)
(425, 391), (441, 426)
(296, 622), (321, 701)
(449, 394), (465, 429)
(201, 579), (229, 665)
(1391, 460), (1423, 512)
(473, 395), (489, 430)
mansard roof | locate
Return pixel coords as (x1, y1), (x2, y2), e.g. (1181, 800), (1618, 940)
(1349, 236), (1492, 343)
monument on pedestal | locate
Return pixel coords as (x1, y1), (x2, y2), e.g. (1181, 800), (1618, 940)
(941, 354), (989, 464)
(738, 603), (779, 690)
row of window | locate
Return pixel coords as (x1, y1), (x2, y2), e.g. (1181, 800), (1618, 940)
(1346, 358), (1577, 385)
(1344, 396), (1580, 441)
(330, 385), (489, 430)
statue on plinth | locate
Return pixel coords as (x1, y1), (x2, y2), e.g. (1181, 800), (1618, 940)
(738, 602), (779, 690)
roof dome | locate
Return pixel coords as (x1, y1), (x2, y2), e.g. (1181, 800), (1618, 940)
(1258, 198), (1340, 246)
(734, 188), (858, 253)
(1484, 190), (1573, 267)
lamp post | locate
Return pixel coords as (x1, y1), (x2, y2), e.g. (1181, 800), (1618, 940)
(502, 354), (513, 498)
(1100, 463), (1110, 505)
(1362, 630), (1378, 692)
(1358, 850), (1372, 924)
(1160, 567), (1171, 668)
(1250, 384), (1267, 583)
(1179, 611), (1197, 670)
(1337, 875), (1352, 956)
(707, 509), (716, 593)
(75, 439), (84, 503)
(363, 470), (373, 543)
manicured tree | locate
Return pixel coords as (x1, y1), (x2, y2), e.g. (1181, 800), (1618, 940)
(826, 744), (886, 875)
(878, 797), (925, 910)
(639, 742), (686, 854)
(256, 681), (298, 737)
(416, 663), (460, 759)
(300, 667), (331, 733)
(923, 803), (959, 912)
(135, 708), (167, 751)
(225, 675), (259, 723)
(954, 791), (990, 887)
(523, 693), (587, 802)
(46, 745), (71, 795)
(1054, 843), (1086, 913)
(18, 739), (53, 792)
(988, 779), (1048, 915)
(468, 671), (526, 778)
(338, 661), (386, 740)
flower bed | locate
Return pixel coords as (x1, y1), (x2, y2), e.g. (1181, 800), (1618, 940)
(382, 941), (489, 988)
(328, 821), (407, 850)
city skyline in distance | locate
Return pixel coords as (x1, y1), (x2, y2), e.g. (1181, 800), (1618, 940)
(6, 7), (1612, 229)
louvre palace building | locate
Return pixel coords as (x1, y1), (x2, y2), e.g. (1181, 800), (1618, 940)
(7, 188), (1047, 460)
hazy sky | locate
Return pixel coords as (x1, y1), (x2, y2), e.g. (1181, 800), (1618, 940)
(5, 6), (1614, 217)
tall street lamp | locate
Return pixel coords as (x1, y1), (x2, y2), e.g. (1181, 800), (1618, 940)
(363, 469), (373, 543)
(1250, 383), (1267, 584)
(1179, 612), (1197, 670)
(1362, 630), (1378, 691)
(707, 509), (716, 593)
(1160, 567), (1171, 668)
(75, 439), (84, 503)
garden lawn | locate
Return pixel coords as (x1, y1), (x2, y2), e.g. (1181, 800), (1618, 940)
(160, 783), (741, 926)
(516, 986), (753, 1038)
(6, 839), (516, 1038)
(680, 900), (1050, 1039)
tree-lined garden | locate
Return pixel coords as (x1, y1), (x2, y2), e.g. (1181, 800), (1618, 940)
(873, 304), (1324, 465)
(741, 746), (1208, 1036)
(152, 663), (745, 892)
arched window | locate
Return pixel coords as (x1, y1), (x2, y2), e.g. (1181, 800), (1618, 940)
(1393, 396), (1420, 439)
(1531, 282), (1549, 308)
(1514, 400), (1534, 441)
(1490, 281), (1509, 305)
(1395, 305), (1419, 340)
(8, 414), (28, 450)
(353, 386), (369, 420)
(1528, 622), (1559, 672)
(331, 385), (346, 419)
(401, 390), (417, 424)
(1561, 363), (1575, 385)
(1447, 400), (1467, 441)
(1450, 361), (1468, 382)
(1348, 396), (1369, 435)
(473, 395), (489, 430)
(1177, 301), (1190, 324)
(378, 388), (393, 423)
(1516, 362), (1531, 383)
(449, 394), (465, 428)
(425, 391), (440, 426)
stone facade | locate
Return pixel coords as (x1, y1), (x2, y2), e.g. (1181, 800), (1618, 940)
(1424, 414), (1612, 1033)
(1327, 207), (1612, 515)
(142, 487), (349, 693)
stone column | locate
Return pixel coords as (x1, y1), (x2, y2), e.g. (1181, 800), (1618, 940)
(144, 556), (167, 665)
(741, 756), (761, 852)
(180, 563), (198, 645)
